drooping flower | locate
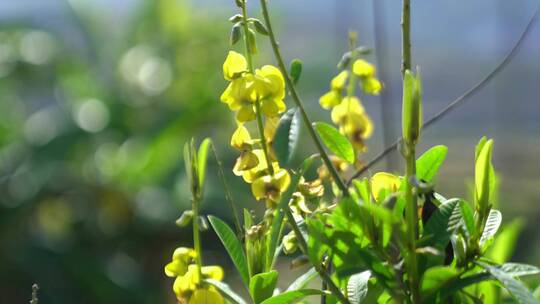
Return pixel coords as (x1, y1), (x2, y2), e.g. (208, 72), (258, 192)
(251, 168), (291, 203)
(352, 59), (382, 95)
(370, 172), (401, 202)
(331, 96), (374, 151)
(172, 264), (225, 302)
(164, 247), (197, 278)
(223, 51), (247, 81)
(352, 59), (375, 78)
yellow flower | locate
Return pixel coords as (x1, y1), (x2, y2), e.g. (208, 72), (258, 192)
(331, 71), (349, 90)
(233, 151), (260, 176)
(230, 124), (253, 151)
(189, 287), (225, 304)
(251, 168), (291, 202)
(340, 112), (374, 152)
(173, 264), (224, 300)
(220, 76), (257, 122)
(241, 149), (278, 183)
(223, 51), (247, 81)
(330, 96), (366, 125)
(370, 172), (401, 202)
(361, 77), (382, 95)
(352, 59), (375, 78)
(255, 65), (286, 117)
(319, 90), (342, 109)
(297, 178), (325, 198)
(164, 247), (197, 277)
(289, 192), (312, 215)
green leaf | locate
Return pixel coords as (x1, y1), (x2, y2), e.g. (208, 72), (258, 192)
(423, 198), (462, 249)
(475, 139), (494, 210)
(244, 208), (253, 231)
(286, 267), (317, 292)
(197, 138), (211, 194)
(260, 289), (327, 304)
(487, 219), (525, 263)
(250, 270), (279, 304)
(314, 122), (355, 164)
(480, 209), (502, 246)
(459, 200), (476, 238)
(205, 279), (248, 304)
(475, 136), (488, 161)
(208, 216), (250, 287)
(347, 270), (371, 304)
(416, 145), (448, 182)
(421, 266), (459, 295)
(478, 262), (540, 304)
(273, 108), (300, 165)
(499, 263), (540, 277)
(289, 59), (303, 85)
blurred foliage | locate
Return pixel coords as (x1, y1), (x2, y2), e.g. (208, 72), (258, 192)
(0, 0), (232, 302)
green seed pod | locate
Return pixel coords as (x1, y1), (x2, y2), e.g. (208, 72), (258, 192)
(229, 14), (243, 23)
(198, 216), (209, 231)
(251, 19), (269, 35)
(176, 210), (194, 227)
(230, 23), (242, 46)
(402, 69), (423, 147)
(247, 28), (258, 54)
(289, 59), (303, 85)
(337, 51), (352, 70)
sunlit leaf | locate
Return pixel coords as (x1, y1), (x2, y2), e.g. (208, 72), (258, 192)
(260, 289), (327, 304)
(347, 270), (371, 304)
(480, 209), (502, 246)
(205, 279), (248, 304)
(416, 145), (448, 182)
(250, 270), (279, 304)
(478, 262), (540, 304)
(314, 122), (355, 164)
(273, 108), (300, 165)
(208, 216), (250, 287)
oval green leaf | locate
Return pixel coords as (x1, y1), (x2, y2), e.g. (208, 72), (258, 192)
(314, 122), (355, 164)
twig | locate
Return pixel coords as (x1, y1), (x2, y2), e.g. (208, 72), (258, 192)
(258, 0), (350, 196)
(347, 5), (540, 185)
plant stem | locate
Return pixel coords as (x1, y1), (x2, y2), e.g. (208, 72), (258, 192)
(258, 0), (349, 196)
(283, 206), (351, 304)
(401, 0), (411, 76)
(404, 146), (420, 303)
(210, 143), (243, 236)
(192, 197), (203, 278)
(240, 0), (274, 176)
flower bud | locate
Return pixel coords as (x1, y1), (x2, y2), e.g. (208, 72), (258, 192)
(230, 22), (242, 46)
(228, 14), (243, 23)
(251, 19), (269, 36)
(198, 216), (209, 231)
(176, 210), (194, 227)
(474, 138), (494, 216)
(247, 28), (258, 54)
(289, 59), (302, 85)
(402, 69), (423, 147)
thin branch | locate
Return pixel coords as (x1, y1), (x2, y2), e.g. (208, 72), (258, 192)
(258, 0), (350, 196)
(347, 5), (540, 185)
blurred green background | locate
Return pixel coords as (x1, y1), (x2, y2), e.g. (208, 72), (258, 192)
(0, 0), (539, 303)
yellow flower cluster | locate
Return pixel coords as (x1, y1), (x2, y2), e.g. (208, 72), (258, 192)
(319, 59), (380, 152)
(164, 247), (225, 304)
(221, 51), (286, 122)
(221, 51), (291, 205)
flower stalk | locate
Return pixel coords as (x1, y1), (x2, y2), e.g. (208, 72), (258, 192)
(258, 0), (349, 196)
